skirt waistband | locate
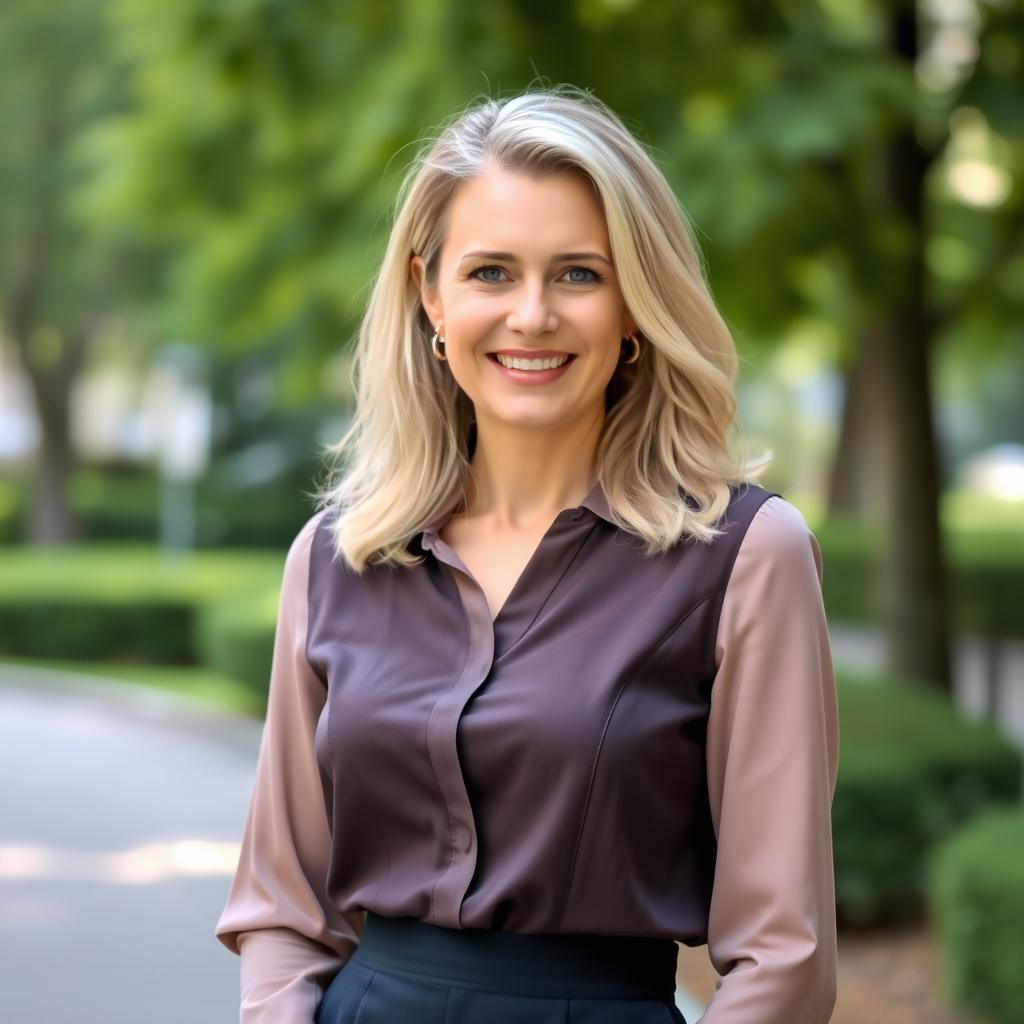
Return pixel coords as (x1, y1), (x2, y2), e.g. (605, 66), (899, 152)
(350, 912), (679, 1000)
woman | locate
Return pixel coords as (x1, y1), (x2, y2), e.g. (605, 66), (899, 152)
(215, 84), (840, 1024)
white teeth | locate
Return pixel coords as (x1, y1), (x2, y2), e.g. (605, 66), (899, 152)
(495, 353), (570, 371)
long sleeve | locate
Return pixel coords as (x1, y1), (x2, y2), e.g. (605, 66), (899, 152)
(214, 511), (365, 1023)
(701, 495), (840, 1023)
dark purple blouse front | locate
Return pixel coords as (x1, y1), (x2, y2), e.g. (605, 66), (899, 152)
(215, 480), (840, 1024)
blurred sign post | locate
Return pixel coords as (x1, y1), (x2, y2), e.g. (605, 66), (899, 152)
(151, 344), (212, 557)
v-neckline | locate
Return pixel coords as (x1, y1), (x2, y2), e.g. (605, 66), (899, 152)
(446, 523), (555, 626)
(428, 507), (593, 654)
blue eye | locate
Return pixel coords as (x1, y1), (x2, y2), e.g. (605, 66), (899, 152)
(471, 265), (508, 283)
(466, 265), (603, 285)
(564, 266), (601, 284)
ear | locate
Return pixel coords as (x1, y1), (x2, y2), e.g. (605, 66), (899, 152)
(411, 255), (443, 330)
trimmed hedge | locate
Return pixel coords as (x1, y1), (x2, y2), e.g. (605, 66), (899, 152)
(835, 671), (1022, 926)
(0, 541), (285, 718)
(194, 588), (281, 716)
(927, 804), (1024, 1024)
(0, 544), (282, 663)
(813, 517), (1024, 640)
(832, 745), (927, 924)
(2, 595), (195, 663)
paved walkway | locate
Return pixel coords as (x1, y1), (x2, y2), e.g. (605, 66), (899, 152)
(0, 665), (261, 1023)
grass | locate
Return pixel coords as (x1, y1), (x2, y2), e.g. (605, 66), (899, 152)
(0, 655), (263, 718)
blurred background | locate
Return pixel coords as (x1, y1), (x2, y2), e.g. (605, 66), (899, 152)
(1, 0), (1022, 1021)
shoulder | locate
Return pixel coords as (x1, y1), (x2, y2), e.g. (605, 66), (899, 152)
(282, 508), (334, 584)
(730, 493), (824, 590)
(742, 493), (813, 547)
(715, 495), (826, 664)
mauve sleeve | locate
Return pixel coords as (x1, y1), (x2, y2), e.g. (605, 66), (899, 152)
(214, 511), (365, 1023)
(700, 495), (840, 1024)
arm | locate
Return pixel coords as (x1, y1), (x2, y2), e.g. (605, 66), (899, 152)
(700, 495), (840, 1023)
(214, 511), (365, 1023)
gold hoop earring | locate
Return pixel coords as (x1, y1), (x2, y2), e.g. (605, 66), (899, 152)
(431, 324), (447, 361)
(621, 333), (641, 364)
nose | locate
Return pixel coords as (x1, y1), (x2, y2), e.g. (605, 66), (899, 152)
(505, 280), (557, 336)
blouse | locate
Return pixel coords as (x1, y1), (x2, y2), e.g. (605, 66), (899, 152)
(214, 480), (840, 1023)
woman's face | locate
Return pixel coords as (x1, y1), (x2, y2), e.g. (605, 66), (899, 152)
(411, 163), (637, 434)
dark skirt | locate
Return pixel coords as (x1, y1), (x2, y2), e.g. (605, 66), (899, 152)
(315, 911), (687, 1024)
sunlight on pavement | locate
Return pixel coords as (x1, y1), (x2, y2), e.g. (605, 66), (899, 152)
(0, 839), (239, 882)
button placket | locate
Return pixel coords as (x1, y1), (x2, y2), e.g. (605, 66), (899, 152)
(419, 534), (494, 928)
(418, 512), (596, 925)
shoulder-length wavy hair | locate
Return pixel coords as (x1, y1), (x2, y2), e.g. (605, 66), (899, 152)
(312, 83), (771, 573)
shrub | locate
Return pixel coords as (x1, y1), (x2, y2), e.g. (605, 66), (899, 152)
(927, 804), (1024, 1024)
(834, 671), (1021, 926)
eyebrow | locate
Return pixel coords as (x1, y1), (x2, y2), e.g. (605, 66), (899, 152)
(459, 249), (612, 266)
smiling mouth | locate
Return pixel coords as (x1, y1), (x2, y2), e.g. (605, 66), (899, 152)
(488, 353), (577, 371)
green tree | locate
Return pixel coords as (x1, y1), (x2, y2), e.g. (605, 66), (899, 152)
(0, 0), (149, 542)
(79, 0), (1024, 692)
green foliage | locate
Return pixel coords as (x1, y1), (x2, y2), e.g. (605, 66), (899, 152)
(927, 804), (1024, 1024)
(832, 745), (928, 923)
(949, 535), (1024, 636)
(71, 0), (1024, 374)
(0, 542), (281, 661)
(0, 0), (152, 347)
(75, 0), (488, 359)
(2, 595), (196, 663)
(194, 588), (279, 715)
(0, 542), (280, 599)
(806, 513), (880, 622)
(835, 671), (1022, 925)
(811, 512), (1024, 639)
(0, 459), (323, 548)
(0, 536), (286, 715)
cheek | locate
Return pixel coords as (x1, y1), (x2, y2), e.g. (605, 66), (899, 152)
(577, 294), (625, 335)
(445, 293), (499, 331)
(581, 312), (627, 364)
(445, 319), (497, 372)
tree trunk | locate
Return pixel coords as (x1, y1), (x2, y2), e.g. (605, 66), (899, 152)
(827, 346), (881, 521)
(25, 360), (81, 544)
(866, 2), (954, 692)
(6, 114), (109, 546)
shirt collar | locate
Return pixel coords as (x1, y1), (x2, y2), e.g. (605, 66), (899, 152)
(418, 477), (614, 544)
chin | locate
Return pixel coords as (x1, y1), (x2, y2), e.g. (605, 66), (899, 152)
(488, 402), (580, 429)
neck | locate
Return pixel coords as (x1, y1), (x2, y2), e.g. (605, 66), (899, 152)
(461, 404), (604, 530)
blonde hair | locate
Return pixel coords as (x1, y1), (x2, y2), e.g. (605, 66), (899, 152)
(313, 83), (772, 572)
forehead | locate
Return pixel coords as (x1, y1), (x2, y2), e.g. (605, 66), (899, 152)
(442, 165), (609, 254)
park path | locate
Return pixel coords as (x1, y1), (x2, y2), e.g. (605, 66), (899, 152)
(0, 665), (260, 1023)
